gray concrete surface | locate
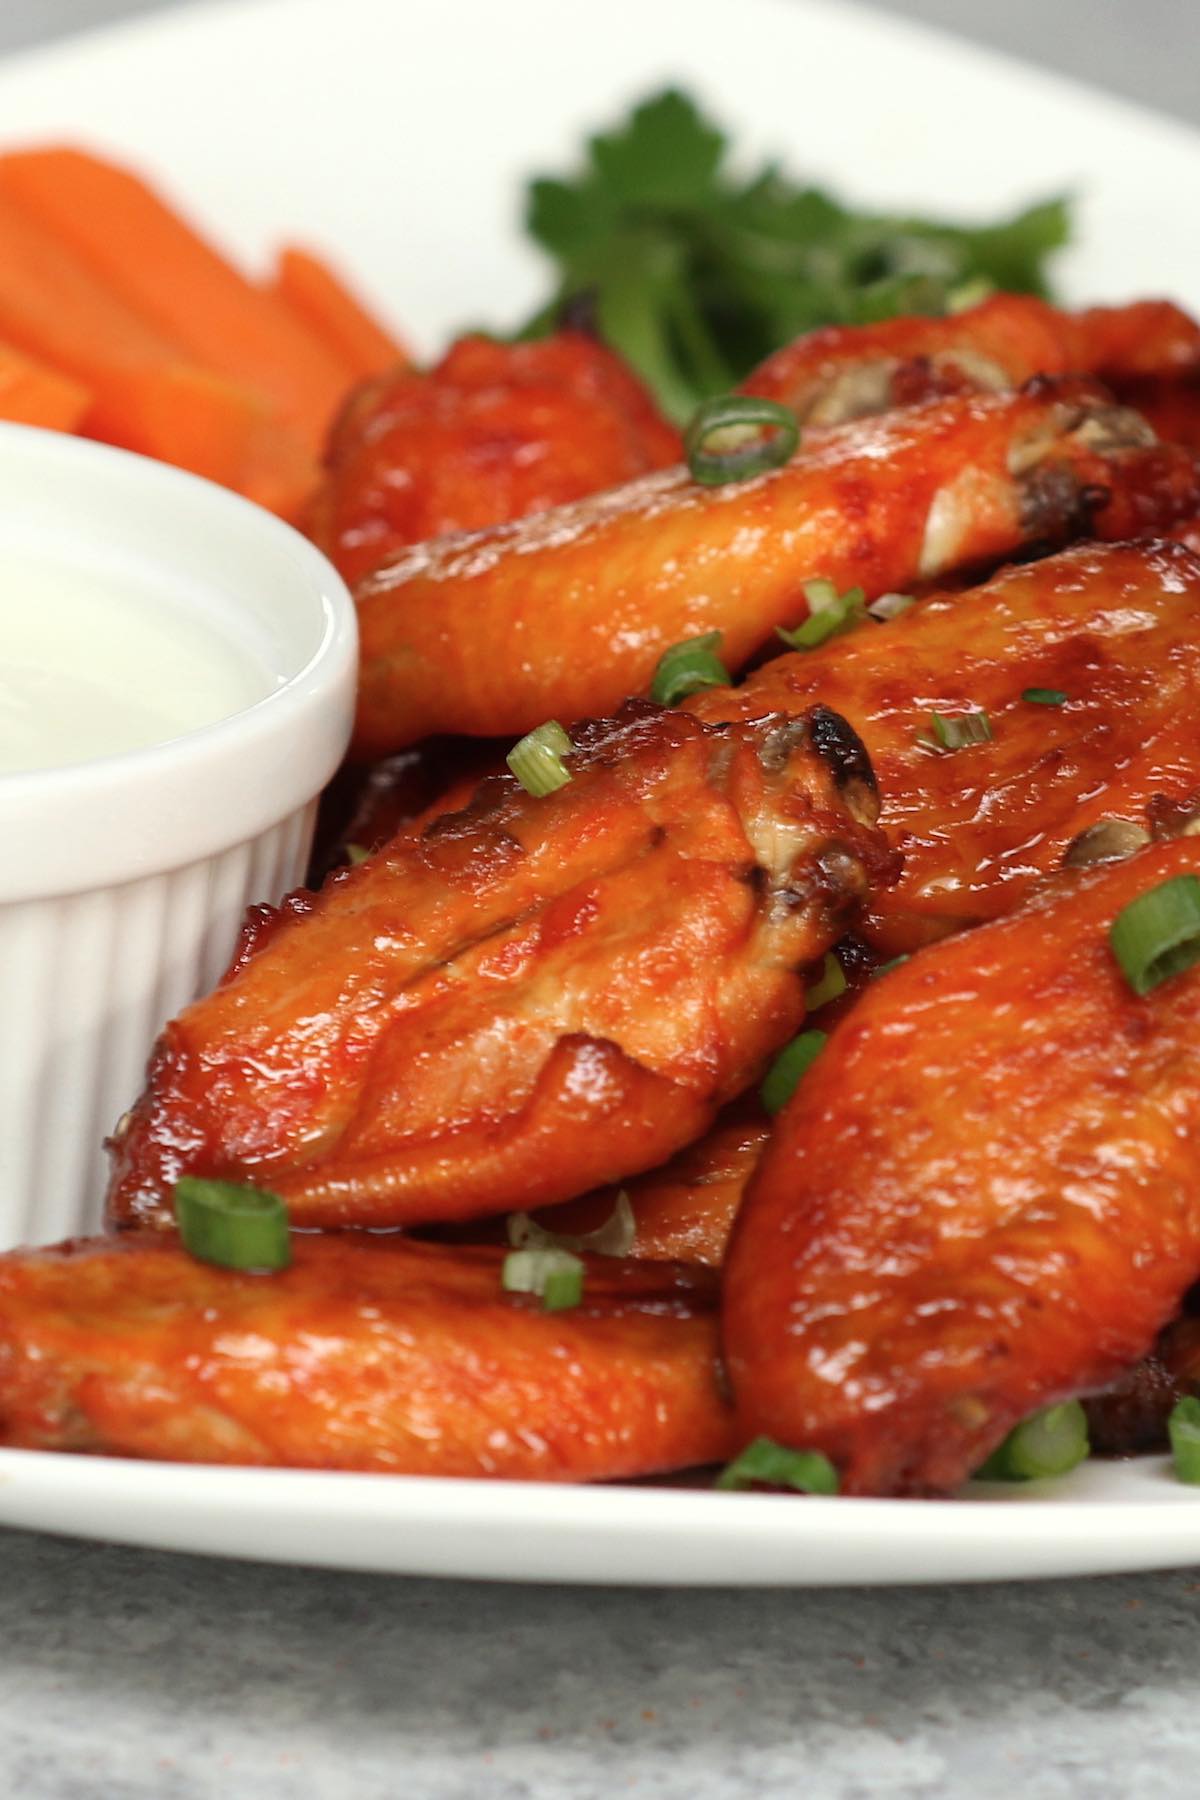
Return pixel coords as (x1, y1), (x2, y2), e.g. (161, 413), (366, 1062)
(4, 1527), (1200, 1798)
(2, 4), (1199, 1797)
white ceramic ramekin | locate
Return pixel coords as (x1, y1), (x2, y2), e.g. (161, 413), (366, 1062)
(0, 425), (357, 1248)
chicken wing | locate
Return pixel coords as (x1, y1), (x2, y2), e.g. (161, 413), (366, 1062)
(693, 539), (1200, 953)
(107, 702), (889, 1231)
(723, 838), (1200, 1496)
(307, 331), (681, 586)
(742, 293), (1200, 425)
(351, 377), (1189, 755)
(0, 1234), (733, 1478)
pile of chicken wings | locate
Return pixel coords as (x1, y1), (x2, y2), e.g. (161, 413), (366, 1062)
(8, 295), (1200, 1496)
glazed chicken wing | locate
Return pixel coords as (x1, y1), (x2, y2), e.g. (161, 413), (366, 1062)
(0, 1234), (734, 1479)
(307, 331), (681, 585)
(693, 540), (1200, 953)
(742, 293), (1200, 425)
(723, 838), (1200, 1496)
(350, 377), (1192, 755)
(107, 702), (889, 1231)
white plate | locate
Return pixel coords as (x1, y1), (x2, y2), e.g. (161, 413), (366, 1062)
(2, 0), (1200, 1584)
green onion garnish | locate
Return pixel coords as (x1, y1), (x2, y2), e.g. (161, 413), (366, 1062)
(506, 1191), (636, 1258)
(928, 710), (993, 751)
(1110, 875), (1200, 996)
(760, 1029), (827, 1115)
(345, 843), (371, 865)
(806, 952), (847, 1011)
(173, 1177), (291, 1273)
(506, 721), (574, 796)
(866, 591), (916, 623)
(650, 630), (731, 706)
(871, 954), (910, 980)
(1168, 1396), (1200, 1484)
(716, 1436), (839, 1494)
(777, 579), (867, 651)
(501, 1247), (585, 1311)
(683, 394), (799, 486)
(976, 1401), (1090, 1481)
(1022, 687), (1067, 707)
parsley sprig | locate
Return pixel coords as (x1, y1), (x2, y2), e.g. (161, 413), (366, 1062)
(516, 89), (1070, 420)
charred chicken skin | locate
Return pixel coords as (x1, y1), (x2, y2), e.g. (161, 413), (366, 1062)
(107, 702), (889, 1232)
(350, 377), (1188, 756)
(0, 1235), (734, 1478)
(723, 838), (1200, 1497)
(693, 539), (1200, 953)
(307, 331), (682, 586)
(742, 293), (1200, 425)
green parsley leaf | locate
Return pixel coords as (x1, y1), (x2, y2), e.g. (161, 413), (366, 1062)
(513, 88), (1070, 421)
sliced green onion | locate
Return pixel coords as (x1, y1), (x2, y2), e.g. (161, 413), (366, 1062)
(805, 952), (847, 1011)
(507, 721), (574, 797)
(650, 630), (731, 706)
(345, 842), (371, 866)
(1168, 1395), (1200, 1484)
(777, 580), (867, 651)
(976, 1401), (1089, 1481)
(716, 1436), (839, 1494)
(871, 954), (910, 980)
(173, 1177), (291, 1273)
(501, 1247), (584, 1311)
(760, 1029), (827, 1115)
(506, 1191), (636, 1258)
(867, 591), (916, 623)
(928, 709), (993, 751)
(1022, 687), (1068, 707)
(684, 395), (799, 487)
(801, 577), (839, 610)
(1110, 875), (1200, 996)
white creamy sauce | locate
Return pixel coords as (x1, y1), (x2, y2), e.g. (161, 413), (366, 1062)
(0, 547), (269, 775)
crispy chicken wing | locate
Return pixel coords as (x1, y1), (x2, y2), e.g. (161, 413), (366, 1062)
(742, 294), (1200, 425)
(107, 702), (889, 1231)
(693, 540), (1200, 953)
(0, 1234), (733, 1478)
(307, 331), (681, 586)
(723, 839), (1200, 1496)
(351, 378), (1187, 755)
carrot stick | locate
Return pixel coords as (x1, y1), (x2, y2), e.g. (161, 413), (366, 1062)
(109, 365), (318, 519)
(0, 340), (90, 431)
(0, 190), (315, 509)
(0, 147), (352, 451)
(0, 187), (183, 392)
(271, 245), (408, 379)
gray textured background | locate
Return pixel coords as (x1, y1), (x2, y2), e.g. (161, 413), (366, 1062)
(2, 3), (1200, 1797)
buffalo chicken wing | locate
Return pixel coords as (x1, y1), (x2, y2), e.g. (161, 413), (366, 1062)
(0, 1234), (733, 1478)
(723, 839), (1200, 1496)
(693, 539), (1200, 952)
(107, 703), (889, 1231)
(350, 378), (1189, 755)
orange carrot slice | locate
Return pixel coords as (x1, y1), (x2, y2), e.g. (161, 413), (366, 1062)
(0, 146), (351, 451)
(272, 245), (408, 379)
(0, 340), (90, 431)
(108, 365), (318, 519)
(0, 190), (315, 510)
